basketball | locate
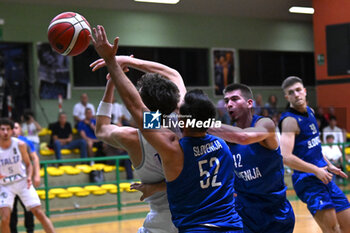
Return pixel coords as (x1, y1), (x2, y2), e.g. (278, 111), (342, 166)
(48, 12), (91, 56)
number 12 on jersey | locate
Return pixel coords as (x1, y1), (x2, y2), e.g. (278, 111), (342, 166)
(198, 157), (222, 189)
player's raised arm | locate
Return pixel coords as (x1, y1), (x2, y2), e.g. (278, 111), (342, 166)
(90, 55), (186, 109)
(280, 117), (333, 184)
(91, 26), (181, 179)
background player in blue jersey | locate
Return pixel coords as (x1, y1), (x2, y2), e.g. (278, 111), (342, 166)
(209, 83), (294, 233)
(91, 25), (243, 233)
(279, 76), (350, 233)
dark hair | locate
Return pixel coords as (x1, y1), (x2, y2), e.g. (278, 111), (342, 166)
(137, 73), (180, 115)
(326, 134), (335, 140)
(0, 118), (14, 129)
(85, 108), (92, 113)
(329, 116), (337, 121)
(223, 83), (253, 100)
(281, 76), (303, 90)
(23, 109), (33, 121)
(180, 89), (216, 132)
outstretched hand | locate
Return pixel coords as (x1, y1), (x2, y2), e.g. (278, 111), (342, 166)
(328, 164), (348, 179)
(90, 25), (119, 63)
(315, 166), (333, 184)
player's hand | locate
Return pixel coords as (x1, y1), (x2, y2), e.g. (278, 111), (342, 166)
(33, 174), (41, 188)
(328, 164), (348, 179)
(315, 166), (333, 184)
(27, 177), (32, 189)
(130, 182), (157, 201)
(90, 25), (119, 63)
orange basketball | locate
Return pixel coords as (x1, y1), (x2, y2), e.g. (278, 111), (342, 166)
(48, 12), (91, 56)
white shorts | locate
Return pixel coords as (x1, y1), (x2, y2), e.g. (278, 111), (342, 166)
(0, 178), (41, 211)
(138, 209), (178, 233)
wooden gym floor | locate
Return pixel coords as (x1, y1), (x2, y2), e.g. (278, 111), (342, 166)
(22, 194), (350, 233)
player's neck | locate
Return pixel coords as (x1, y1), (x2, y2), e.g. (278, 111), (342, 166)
(0, 138), (12, 149)
(183, 130), (206, 137)
(290, 103), (307, 113)
(235, 113), (253, 128)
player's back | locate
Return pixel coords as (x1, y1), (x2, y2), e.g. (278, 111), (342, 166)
(135, 131), (177, 233)
(167, 134), (242, 232)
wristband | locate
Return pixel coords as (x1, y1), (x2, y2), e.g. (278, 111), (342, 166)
(96, 101), (112, 117)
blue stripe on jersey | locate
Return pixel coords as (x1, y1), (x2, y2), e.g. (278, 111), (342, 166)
(279, 106), (327, 177)
(166, 134), (242, 231)
(228, 115), (287, 207)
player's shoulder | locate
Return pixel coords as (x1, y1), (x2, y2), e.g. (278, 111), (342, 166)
(255, 116), (275, 129)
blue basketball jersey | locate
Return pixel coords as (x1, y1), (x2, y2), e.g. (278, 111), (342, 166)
(228, 115), (295, 232)
(166, 134), (243, 232)
(228, 115), (287, 207)
(279, 106), (327, 179)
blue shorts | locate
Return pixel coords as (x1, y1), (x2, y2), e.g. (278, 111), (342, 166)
(180, 226), (243, 233)
(236, 199), (295, 233)
(293, 175), (350, 215)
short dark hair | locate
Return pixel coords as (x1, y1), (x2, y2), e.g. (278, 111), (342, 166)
(0, 118), (14, 129)
(179, 89), (216, 132)
(329, 116), (337, 121)
(281, 76), (303, 90)
(223, 83), (253, 100)
(137, 73), (180, 116)
(326, 134), (335, 140)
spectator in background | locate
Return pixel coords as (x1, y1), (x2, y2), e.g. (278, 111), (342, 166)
(323, 116), (344, 145)
(49, 112), (87, 162)
(21, 109), (41, 153)
(315, 107), (329, 131)
(322, 134), (343, 182)
(77, 108), (104, 161)
(265, 94), (278, 116)
(253, 93), (263, 115)
(216, 99), (231, 124)
(73, 93), (95, 127)
(111, 99), (124, 126)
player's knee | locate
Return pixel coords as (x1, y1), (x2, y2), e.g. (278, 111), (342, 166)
(325, 223), (341, 233)
(30, 207), (43, 218)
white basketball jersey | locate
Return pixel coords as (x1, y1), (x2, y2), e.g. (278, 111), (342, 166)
(0, 137), (26, 184)
(135, 130), (178, 233)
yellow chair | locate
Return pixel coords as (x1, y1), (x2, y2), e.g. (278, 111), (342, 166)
(65, 168), (81, 175)
(39, 168), (45, 177)
(118, 166), (126, 172)
(72, 128), (78, 134)
(59, 165), (75, 172)
(119, 183), (131, 191)
(67, 187), (85, 193)
(103, 165), (116, 173)
(101, 184), (117, 191)
(345, 147), (350, 155)
(92, 163), (105, 170)
(36, 189), (46, 196)
(109, 187), (119, 194)
(39, 193), (55, 200)
(73, 148), (80, 154)
(92, 189), (107, 195)
(49, 188), (67, 195)
(40, 149), (54, 156)
(38, 128), (50, 136)
(47, 167), (64, 176)
(84, 185), (101, 192)
(61, 149), (72, 155)
(75, 190), (90, 197)
(58, 192), (73, 198)
(75, 164), (92, 173)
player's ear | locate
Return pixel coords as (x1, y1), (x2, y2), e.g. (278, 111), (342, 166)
(247, 99), (254, 108)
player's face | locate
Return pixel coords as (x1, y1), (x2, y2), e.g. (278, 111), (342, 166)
(13, 123), (21, 137)
(0, 125), (13, 141)
(284, 82), (307, 108)
(224, 90), (253, 121)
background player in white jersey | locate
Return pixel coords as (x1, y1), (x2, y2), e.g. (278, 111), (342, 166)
(91, 54), (186, 232)
(0, 118), (56, 233)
